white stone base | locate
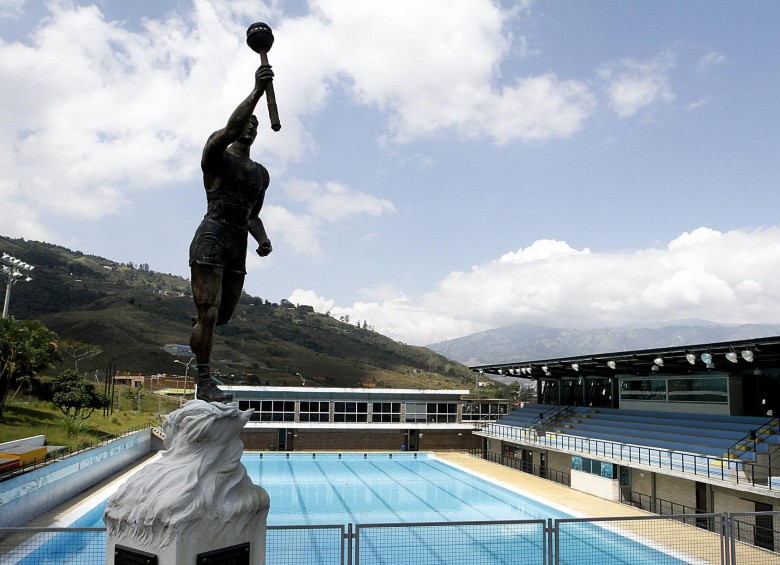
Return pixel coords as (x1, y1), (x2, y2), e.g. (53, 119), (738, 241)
(104, 401), (270, 565)
(107, 512), (266, 564)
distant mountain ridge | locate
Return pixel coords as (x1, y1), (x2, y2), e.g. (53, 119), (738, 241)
(0, 235), (472, 389)
(427, 321), (780, 366)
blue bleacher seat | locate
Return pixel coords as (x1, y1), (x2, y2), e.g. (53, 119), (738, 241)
(496, 404), (777, 459)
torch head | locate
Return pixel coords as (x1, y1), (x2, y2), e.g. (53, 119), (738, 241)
(246, 22), (274, 53)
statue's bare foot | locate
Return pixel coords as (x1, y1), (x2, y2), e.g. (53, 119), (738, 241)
(196, 378), (231, 403)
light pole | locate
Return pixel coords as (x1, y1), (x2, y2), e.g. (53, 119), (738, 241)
(174, 357), (195, 407)
(1, 253), (34, 318)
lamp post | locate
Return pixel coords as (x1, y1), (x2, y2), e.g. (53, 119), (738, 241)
(174, 357), (195, 407)
(1, 253), (34, 318)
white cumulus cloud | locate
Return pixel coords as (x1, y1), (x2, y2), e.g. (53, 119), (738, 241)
(300, 226), (780, 345)
(599, 51), (676, 117)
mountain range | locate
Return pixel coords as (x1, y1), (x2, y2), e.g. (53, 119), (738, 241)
(426, 321), (780, 366)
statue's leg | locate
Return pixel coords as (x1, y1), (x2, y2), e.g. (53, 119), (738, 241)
(216, 271), (246, 326)
(190, 264), (229, 403)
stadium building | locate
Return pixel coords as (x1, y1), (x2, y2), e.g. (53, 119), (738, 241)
(470, 335), (780, 549)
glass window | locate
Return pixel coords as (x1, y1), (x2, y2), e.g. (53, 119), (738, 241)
(620, 379), (667, 401)
(405, 401), (458, 423)
(461, 402), (509, 421)
(372, 402), (401, 422)
(238, 399), (294, 422)
(405, 402), (427, 423)
(425, 402), (457, 423)
(238, 400), (262, 421)
(573, 456), (615, 479)
(300, 400), (329, 422)
(668, 378), (728, 403)
(334, 401), (368, 423)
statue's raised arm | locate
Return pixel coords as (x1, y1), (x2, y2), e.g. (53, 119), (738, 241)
(202, 65), (274, 175)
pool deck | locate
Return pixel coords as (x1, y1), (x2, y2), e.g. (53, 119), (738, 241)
(436, 451), (648, 518)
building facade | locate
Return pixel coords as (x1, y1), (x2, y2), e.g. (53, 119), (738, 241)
(223, 386), (509, 452)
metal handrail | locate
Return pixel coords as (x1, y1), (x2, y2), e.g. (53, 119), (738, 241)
(536, 404), (576, 429)
(478, 421), (777, 490)
(726, 417), (779, 460)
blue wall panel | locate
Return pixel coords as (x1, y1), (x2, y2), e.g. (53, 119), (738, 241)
(0, 431), (151, 527)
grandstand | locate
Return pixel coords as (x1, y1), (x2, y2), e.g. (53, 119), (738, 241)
(525, 404), (777, 459)
(471, 336), (780, 549)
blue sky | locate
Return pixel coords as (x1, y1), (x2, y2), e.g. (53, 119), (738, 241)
(1, 1), (779, 345)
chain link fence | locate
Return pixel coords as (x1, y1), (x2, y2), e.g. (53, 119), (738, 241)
(356, 520), (546, 565)
(1, 512), (777, 564)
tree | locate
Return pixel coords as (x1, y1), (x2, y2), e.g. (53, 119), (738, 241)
(58, 339), (102, 372)
(50, 369), (109, 419)
(0, 317), (60, 418)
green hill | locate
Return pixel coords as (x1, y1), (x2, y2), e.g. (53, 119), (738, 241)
(1, 235), (473, 389)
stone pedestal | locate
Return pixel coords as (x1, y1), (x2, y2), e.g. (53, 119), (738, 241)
(104, 401), (270, 565)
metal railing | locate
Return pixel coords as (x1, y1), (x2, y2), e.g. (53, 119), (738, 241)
(478, 422), (778, 490)
(625, 490), (698, 516)
(726, 418), (779, 461)
(2, 512), (777, 564)
(536, 404), (576, 429)
(473, 448), (571, 487)
(0, 424), (153, 483)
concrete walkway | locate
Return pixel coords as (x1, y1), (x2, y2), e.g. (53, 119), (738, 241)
(436, 451), (649, 518)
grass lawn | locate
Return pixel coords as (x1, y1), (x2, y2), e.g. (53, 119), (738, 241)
(1, 386), (181, 451)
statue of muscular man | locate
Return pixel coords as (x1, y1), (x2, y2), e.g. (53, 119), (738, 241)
(188, 65), (274, 403)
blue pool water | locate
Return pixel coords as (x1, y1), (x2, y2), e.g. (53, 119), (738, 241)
(245, 452), (570, 525)
(66, 453), (569, 528)
(12, 453), (695, 564)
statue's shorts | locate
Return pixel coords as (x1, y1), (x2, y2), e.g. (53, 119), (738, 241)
(189, 220), (248, 275)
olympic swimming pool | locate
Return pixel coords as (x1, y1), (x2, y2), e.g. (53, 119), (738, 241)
(9, 453), (700, 564)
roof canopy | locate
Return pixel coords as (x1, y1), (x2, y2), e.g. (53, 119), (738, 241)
(470, 335), (780, 380)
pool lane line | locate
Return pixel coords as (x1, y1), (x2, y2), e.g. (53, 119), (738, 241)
(364, 460), (533, 565)
(285, 460), (333, 565)
(341, 461), (446, 565)
(286, 460), (311, 524)
(417, 458), (569, 519)
(312, 460), (359, 525)
(359, 460), (541, 565)
(391, 459), (516, 521)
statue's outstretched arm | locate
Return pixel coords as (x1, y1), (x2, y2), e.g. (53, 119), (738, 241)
(202, 65), (274, 171)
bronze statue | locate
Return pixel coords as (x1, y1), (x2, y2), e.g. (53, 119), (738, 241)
(188, 63), (274, 403)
